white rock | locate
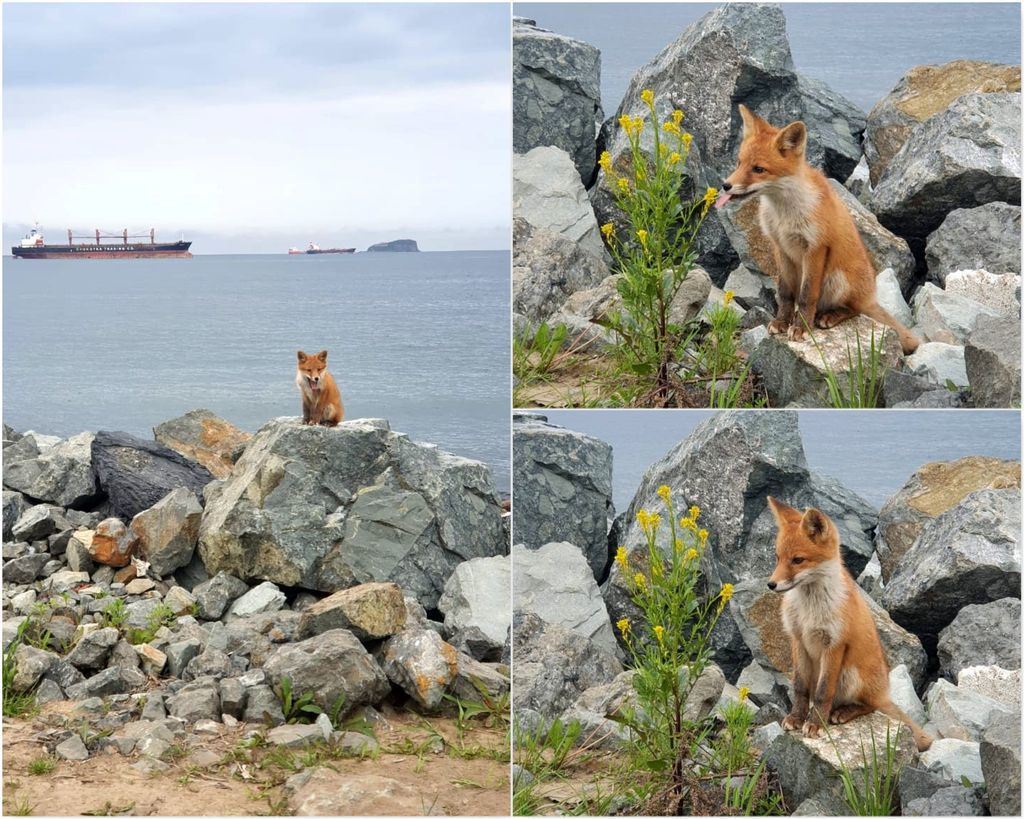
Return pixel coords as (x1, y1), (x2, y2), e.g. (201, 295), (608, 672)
(876, 268), (914, 328)
(926, 678), (1013, 741)
(920, 738), (984, 785)
(957, 665), (1021, 710)
(889, 664), (926, 725)
(163, 585), (197, 616)
(945, 269), (1021, 317)
(226, 581), (286, 619)
(912, 282), (1000, 343)
(906, 342), (968, 387)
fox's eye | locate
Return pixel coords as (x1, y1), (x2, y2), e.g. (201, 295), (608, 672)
(791, 557), (804, 565)
(752, 165), (766, 174)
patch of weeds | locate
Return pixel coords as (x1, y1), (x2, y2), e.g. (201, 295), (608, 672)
(5, 797), (34, 816)
(125, 603), (177, 645)
(444, 681), (510, 734)
(825, 719), (904, 816)
(98, 598), (127, 630)
(25, 756), (56, 776)
(276, 676), (325, 724)
(807, 322), (886, 408)
(513, 718), (584, 816)
(3, 618), (39, 718)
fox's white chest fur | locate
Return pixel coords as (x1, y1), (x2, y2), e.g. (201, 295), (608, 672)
(781, 559), (848, 655)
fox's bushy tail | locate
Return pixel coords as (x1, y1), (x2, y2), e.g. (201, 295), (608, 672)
(876, 700), (933, 752)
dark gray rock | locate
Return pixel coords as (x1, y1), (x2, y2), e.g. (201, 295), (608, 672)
(3, 432), (100, 509)
(513, 18), (602, 186)
(882, 489), (1021, 646)
(243, 683), (286, 726)
(219, 677), (246, 719)
(965, 314), (1022, 408)
(164, 639), (204, 678)
(4, 552), (50, 584)
(366, 239), (418, 252)
(192, 572), (249, 620)
(512, 415), (613, 581)
(91, 430), (213, 520)
(66, 627), (119, 671)
(66, 666), (147, 699)
(198, 419), (504, 608)
(882, 370), (946, 409)
(871, 92), (1022, 248)
(904, 786), (985, 816)
(167, 678), (221, 723)
(182, 648), (237, 682)
(129, 487), (203, 577)
(938, 598), (1021, 679)
(12, 504), (69, 542)
(2, 491), (29, 540)
(925, 203), (1022, 284)
(980, 711), (1021, 816)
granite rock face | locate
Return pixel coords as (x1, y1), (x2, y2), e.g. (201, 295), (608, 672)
(937, 598), (1021, 679)
(513, 17), (602, 187)
(924, 203), (1022, 284)
(2, 432), (100, 509)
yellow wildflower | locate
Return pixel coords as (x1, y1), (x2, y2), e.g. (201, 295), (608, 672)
(668, 151), (681, 166)
(684, 548), (698, 561)
(617, 618), (631, 637)
(672, 109), (684, 125)
(682, 132), (693, 149)
(647, 511), (661, 530)
(632, 116), (644, 132)
(653, 625), (665, 643)
(614, 545), (628, 570)
(633, 572), (647, 589)
(618, 114), (632, 134)
(637, 229), (648, 247)
(699, 528), (709, 545)
(720, 583), (734, 606)
(738, 686), (750, 702)
(617, 177), (630, 194)
(658, 143), (669, 158)
(601, 222), (615, 240)
(637, 508), (650, 528)
(663, 120), (681, 136)
(680, 516), (697, 531)
(598, 150), (612, 172)
(657, 484), (671, 503)
(641, 89), (654, 105)
(723, 290), (735, 306)
(651, 560), (663, 579)
(703, 187), (718, 207)
(674, 538), (684, 552)
(689, 505), (701, 521)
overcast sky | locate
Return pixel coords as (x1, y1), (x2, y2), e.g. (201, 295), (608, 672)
(3, 3), (511, 252)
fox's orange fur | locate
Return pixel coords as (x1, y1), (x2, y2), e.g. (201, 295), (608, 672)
(719, 105), (919, 354)
(766, 496), (932, 751)
(295, 350), (343, 427)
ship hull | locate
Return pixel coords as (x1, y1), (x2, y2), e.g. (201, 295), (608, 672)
(306, 248), (355, 254)
(12, 241), (192, 259)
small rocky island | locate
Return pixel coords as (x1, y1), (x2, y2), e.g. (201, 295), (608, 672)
(366, 239), (419, 252)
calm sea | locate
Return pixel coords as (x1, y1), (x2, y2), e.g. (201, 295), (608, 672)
(515, 3), (1022, 114)
(3, 252), (511, 493)
(538, 410), (1021, 510)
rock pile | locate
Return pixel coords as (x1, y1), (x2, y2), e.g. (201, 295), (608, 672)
(513, 6), (1021, 407)
(3, 411), (509, 767)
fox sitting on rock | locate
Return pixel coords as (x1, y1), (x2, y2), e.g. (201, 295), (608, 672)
(295, 350), (343, 427)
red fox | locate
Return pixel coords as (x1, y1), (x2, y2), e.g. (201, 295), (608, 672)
(766, 496), (932, 751)
(717, 105), (919, 354)
(295, 350), (344, 427)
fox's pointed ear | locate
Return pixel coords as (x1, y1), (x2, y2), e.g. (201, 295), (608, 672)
(297, 350), (307, 362)
(738, 104), (767, 140)
(767, 496), (800, 524)
(776, 121), (807, 156)
(316, 350), (328, 363)
(801, 508), (829, 541)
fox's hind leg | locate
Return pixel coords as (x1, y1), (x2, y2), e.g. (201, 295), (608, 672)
(815, 306), (856, 329)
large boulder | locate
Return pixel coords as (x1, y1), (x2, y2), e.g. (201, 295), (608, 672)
(965, 314), (1022, 408)
(911, 283), (1001, 344)
(864, 60), (1021, 186)
(379, 628), (459, 711)
(924, 203), (1022, 284)
(437, 555), (511, 660)
(980, 712), (1021, 816)
(153, 409), (252, 479)
(511, 611), (623, 729)
(592, 4), (864, 281)
(512, 414), (613, 581)
(129, 487), (202, 576)
(881, 489), (1021, 647)
(512, 18), (602, 187)
(262, 629), (390, 718)
(198, 419), (504, 608)
(297, 582), (407, 642)
(944, 269), (1021, 317)
(513, 146), (605, 262)
(2, 432), (100, 509)
(606, 413), (879, 636)
(926, 678), (1014, 742)
(875, 457), (1020, 583)
(512, 218), (610, 324)
(513, 541), (618, 656)
(937, 599), (1021, 680)
(745, 316), (903, 406)
(91, 430), (213, 520)
(871, 92), (1022, 249)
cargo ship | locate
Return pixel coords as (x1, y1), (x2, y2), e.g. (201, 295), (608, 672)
(288, 242), (356, 255)
(11, 226), (191, 259)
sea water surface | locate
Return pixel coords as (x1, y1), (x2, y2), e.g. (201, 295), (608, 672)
(515, 3), (1021, 114)
(3, 252), (510, 493)
(538, 409), (1020, 510)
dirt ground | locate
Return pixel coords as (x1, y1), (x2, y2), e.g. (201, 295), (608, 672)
(3, 704), (509, 816)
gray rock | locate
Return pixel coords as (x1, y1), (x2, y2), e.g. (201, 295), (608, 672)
(912, 283), (1000, 344)
(871, 92), (1022, 246)
(91, 430), (214, 520)
(34, 678), (65, 704)
(449, 652), (510, 703)
(890, 665), (927, 726)
(198, 419), (504, 608)
(380, 628), (458, 711)
(512, 218), (610, 324)
(123, 598), (168, 629)
(263, 629), (390, 718)
(12, 644), (57, 692)
(927, 678), (1013, 741)
(226, 581), (285, 619)
(925, 202), (1022, 284)
(792, 789), (850, 816)
(965, 313), (1022, 408)
(905, 342), (968, 388)
(219, 677), (246, 719)
(243, 684), (286, 726)
(438, 555), (511, 661)
(938, 599), (1021, 679)
(66, 627), (119, 671)
(512, 18), (602, 186)
(957, 666), (1021, 710)
(980, 712), (1021, 816)
(66, 535), (96, 574)
(735, 660), (790, 710)
(3, 432), (99, 509)
(267, 723), (322, 748)
(875, 268), (914, 328)
(2, 490), (29, 540)
(4, 552), (50, 584)
(164, 639), (203, 678)
(55, 734), (89, 761)
(167, 678), (222, 723)
(723, 264), (776, 312)
(882, 489), (1020, 645)
(513, 542), (617, 655)
(904, 786), (984, 816)
(192, 572), (249, 620)
(129, 487), (203, 576)
(945, 269), (1021, 316)
(66, 666), (147, 699)
(920, 738), (984, 784)
(511, 611), (623, 726)
(183, 648), (237, 682)
(513, 146), (605, 262)
(559, 671), (637, 750)
(12, 504), (69, 542)
(512, 415), (613, 581)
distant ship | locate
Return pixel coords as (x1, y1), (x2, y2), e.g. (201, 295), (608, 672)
(288, 242), (356, 255)
(11, 226), (191, 259)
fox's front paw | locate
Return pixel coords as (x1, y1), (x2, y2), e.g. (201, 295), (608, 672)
(801, 720), (822, 739)
(768, 319), (789, 335)
(786, 325), (806, 342)
(781, 714), (804, 732)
